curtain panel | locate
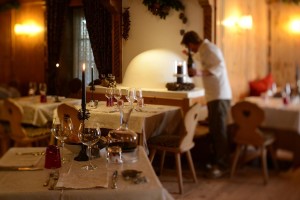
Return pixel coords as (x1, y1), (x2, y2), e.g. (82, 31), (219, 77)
(82, 0), (112, 78)
(46, 0), (69, 95)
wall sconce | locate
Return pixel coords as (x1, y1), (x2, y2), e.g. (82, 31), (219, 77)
(222, 15), (253, 30)
(14, 22), (43, 36)
(289, 19), (300, 34)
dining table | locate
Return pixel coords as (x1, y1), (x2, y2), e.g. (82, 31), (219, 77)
(0, 146), (174, 200)
(67, 101), (184, 150)
(244, 96), (300, 166)
(0, 95), (81, 127)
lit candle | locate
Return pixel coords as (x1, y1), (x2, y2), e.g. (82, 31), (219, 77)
(82, 63), (86, 113)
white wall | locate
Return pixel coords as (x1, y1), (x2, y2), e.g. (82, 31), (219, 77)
(121, 0), (203, 78)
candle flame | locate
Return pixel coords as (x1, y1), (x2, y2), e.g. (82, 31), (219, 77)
(83, 63), (85, 71)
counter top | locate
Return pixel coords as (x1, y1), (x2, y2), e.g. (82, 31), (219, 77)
(92, 85), (205, 99)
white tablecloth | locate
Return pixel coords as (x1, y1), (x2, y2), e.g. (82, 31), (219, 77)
(0, 146), (174, 200)
(0, 96), (81, 127)
(72, 102), (184, 148)
(245, 96), (300, 134)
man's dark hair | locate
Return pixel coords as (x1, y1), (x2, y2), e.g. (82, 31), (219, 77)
(181, 31), (201, 45)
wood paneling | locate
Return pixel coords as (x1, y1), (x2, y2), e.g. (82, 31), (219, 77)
(0, 0), (46, 95)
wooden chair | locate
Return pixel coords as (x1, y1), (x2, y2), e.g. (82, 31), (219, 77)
(3, 98), (51, 147)
(56, 103), (81, 143)
(230, 101), (278, 185)
(148, 103), (201, 194)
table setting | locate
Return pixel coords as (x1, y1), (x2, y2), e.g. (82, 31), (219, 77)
(0, 145), (174, 200)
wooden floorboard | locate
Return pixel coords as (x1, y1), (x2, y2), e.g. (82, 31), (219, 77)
(158, 164), (300, 200)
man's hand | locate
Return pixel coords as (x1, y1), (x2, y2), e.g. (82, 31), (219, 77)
(188, 68), (197, 77)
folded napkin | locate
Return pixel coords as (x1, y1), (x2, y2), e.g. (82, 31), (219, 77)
(55, 161), (108, 189)
(0, 147), (45, 167)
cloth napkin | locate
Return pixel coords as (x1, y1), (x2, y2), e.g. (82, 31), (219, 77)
(55, 160), (109, 189)
(0, 147), (44, 167)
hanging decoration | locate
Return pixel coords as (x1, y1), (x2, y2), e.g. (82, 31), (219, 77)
(282, 0), (300, 4)
(0, 0), (19, 12)
(142, 0), (184, 19)
(122, 7), (130, 40)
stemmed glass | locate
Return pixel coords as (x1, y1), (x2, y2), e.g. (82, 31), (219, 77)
(51, 116), (73, 163)
(39, 83), (47, 95)
(136, 88), (143, 107)
(105, 88), (114, 107)
(113, 88), (122, 108)
(28, 82), (37, 96)
(78, 121), (101, 170)
(125, 88), (136, 107)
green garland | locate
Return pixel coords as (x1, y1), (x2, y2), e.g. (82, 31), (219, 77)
(0, 0), (20, 12)
(142, 0), (184, 19)
(282, 0), (300, 4)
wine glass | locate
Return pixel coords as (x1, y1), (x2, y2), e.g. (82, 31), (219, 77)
(28, 82), (37, 96)
(105, 87), (114, 107)
(125, 88), (136, 107)
(39, 83), (47, 95)
(136, 88), (143, 107)
(113, 88), (122, 102)
(78, 121), (101, 170)
(51, 116), (73, 163)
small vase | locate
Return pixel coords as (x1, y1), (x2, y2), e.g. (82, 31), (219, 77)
(107, 103), (138, 162)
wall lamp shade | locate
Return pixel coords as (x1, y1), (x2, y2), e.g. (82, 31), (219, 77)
(14, 23), (43, 35)
(222, 15), (253, 30)
(290, 19), (300, 33)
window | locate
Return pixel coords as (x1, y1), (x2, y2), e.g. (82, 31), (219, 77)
(73, 9), (98, 86)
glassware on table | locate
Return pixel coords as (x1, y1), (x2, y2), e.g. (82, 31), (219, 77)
(105, 87), (114, 107)
(107, 99), (138, 163)
(136, 88), (144, 108)
(113, 88), (122, 102)
(78, 120), (101, 170)
(39, 82), (47, 102)
(125, 88), (136, 107)
(51, 116), (73, 163)
(28, 82), (37, 96)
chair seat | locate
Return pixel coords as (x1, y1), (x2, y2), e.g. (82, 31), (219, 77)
(25, 127), (51, 138)
(148, 135), (181, 148)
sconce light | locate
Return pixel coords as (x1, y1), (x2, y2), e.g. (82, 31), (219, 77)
(222, 15), (253, 30)
(290, 19), (300, 34)
(14, 22), (43, 36)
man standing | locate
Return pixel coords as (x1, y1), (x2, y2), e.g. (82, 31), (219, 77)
(181, 31), (232, 178)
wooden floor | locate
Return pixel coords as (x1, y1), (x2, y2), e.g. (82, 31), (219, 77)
(159, 165), (300, 200)
(151, 136), (300, 200)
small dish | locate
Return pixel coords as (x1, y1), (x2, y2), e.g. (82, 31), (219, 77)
(122, 169), (142, 180)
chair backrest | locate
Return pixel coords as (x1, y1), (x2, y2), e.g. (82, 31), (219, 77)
(3, 98), (27, 140)
(231, 101), (265, 145)
(56, 103), (81, 143)
(179, 103), (202, 151)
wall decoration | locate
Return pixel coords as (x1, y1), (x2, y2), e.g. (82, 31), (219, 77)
(122, 7), (130, 40)
(142, 0), (184, 19)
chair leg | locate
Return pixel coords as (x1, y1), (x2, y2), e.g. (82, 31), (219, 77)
(268, 145), (279, 171)
(186, 150), (197, 183)
(149, 148), (157, 163)
(230, 144), (242, 179)
(261, 147), (269, 185)
(159, 151), (166, 176)
(175, 153), (183, 194)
